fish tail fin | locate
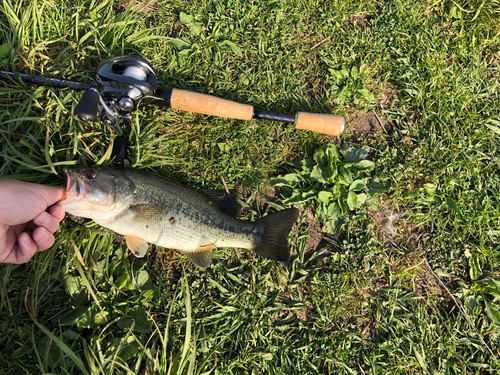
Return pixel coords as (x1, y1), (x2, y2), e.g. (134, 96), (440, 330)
(252, 208), (300, 263)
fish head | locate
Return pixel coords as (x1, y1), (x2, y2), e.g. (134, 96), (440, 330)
(59, 167), (135, 221)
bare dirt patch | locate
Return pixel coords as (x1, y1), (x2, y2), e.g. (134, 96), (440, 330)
(348, 14), (370, 28)
(372, 203), (456, 313)
(414, 260), (457, 313)
(236, 183), (281, 215)
(372, 203), (421, 250)
(151, 248), (182, 284)
(115, 0), (158, 14)
(346, 111), (394, 139)
(357, 314), (377, 340)
(304, 209), (324, 254)
(378, 86), (398, 109)
(415, 261), (450, 297)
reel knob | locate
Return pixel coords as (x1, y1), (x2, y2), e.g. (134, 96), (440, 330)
(74, 90), (100, 122)
(118, 97), (134, 112)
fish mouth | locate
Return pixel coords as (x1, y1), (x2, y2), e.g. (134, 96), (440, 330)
(64, 168), (75, 193)
(63, 168), (89, 198)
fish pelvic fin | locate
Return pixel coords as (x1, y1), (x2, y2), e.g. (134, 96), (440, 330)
(252, 208), (299, 263)
(125, 235), (149, 258)
(183, 243), (213, 269)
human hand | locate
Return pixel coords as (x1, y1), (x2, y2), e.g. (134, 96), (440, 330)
(0, 180), (66, 264)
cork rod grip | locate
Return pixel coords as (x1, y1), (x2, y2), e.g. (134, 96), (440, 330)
(295, 112), (345, 136)
(170, 89), (254, 120)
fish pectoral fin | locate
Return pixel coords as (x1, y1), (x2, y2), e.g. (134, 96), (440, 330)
(129, 204), (165, 221)
(183, 243), (214, 269)
(125, 235), (149, 258)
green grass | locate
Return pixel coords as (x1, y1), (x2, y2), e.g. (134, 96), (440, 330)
(1, 0), (500, 373)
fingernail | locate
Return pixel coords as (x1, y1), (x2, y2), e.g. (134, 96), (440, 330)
(36, 229), (48, 242)
(37, 212), (49, 225)
(21, 234), (32, 246)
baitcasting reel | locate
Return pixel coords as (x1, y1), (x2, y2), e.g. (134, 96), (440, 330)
(1, 56), (345, 167)
(74, 56), (157, 131)
(73, 57), (158, 165)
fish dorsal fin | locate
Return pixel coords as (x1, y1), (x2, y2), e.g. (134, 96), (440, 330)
(129, 204), (165, 221)
(199, 189), (241, 217)
(183, 243), (213, 269)
(125, 235), (149, 258)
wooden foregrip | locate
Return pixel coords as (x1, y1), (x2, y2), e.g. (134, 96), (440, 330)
(295, 112), (345, 136)
(170, 89), (254, 120)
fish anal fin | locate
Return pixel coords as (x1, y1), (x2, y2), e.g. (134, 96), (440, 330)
(199, 189), (242, 217)
(125, 235), (149, 258)
(183, 243), (213, 269)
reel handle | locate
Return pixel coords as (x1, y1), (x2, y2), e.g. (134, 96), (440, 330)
(170, 89), (254, 120)
(295, 112), (345, 136)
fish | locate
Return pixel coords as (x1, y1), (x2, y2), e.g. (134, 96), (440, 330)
(58, 167), (299, 269)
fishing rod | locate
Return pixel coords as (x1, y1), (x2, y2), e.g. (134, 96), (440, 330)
(0, 56), (345, 166)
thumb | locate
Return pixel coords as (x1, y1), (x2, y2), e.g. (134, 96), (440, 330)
(0, 180), (67, 226)
(37, 185), (67, 206)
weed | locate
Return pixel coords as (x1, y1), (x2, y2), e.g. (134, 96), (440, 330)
(272, 143), (390, 235)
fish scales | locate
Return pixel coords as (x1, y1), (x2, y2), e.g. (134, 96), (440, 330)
(59, 167), (299, 268)
(114, 170), (261, 249)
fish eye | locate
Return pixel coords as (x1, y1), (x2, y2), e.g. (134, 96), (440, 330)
(85, 170), (96, 179)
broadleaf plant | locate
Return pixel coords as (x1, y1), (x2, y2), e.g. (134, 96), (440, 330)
(272, 144), (389, 235)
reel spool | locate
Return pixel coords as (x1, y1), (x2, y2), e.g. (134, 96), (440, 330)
(122, 65), (148, 81)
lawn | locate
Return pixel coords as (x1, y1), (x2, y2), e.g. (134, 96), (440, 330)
(1, 0), (500, 373)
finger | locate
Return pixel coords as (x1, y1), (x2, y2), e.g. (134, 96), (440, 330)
(48, 205), (66, 222)
(33, 211), (60, 233)
(11, 232), (39, 264)
(32, 227), (55, 252)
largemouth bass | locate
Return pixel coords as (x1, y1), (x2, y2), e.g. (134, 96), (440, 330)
(59, 167), (299, 268)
